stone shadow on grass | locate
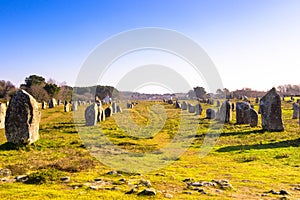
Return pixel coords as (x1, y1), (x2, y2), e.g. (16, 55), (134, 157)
(217, 138), (300, 152)
(0, 142), (19, 150)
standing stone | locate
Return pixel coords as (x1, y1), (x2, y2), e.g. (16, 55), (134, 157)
(255, 97), (259, 104)
(42, 100), (47, 109)
(188, 104), (195, 113)
(48, 98), (57, 108)
(259, 88), (284, 131)
(116, 105), (122, 113)
(127, 102), (134, 109)
(85, 104), (98, 126)
(236, 102), (251, 124)
(5, 90), (41, 145)
(219, 100), (232, 123)
(249, 108), (258, 127)
(57, 99), (61, 106)
(167, 100), (173, 104)
(71, 101), (78, 111)
(175, 101), (181, 109)
(216, 100), (220, 107)
(64, 103), (70, 112)
(206, 108), (216, 119)
(105, 106), (112, 117)
(292, 103), (299, 119)
(99, 107), (105, 121)
(111, 102), (117, 114)
(195, 103), (202, 115)
(0, 102), (7, 129)
(231, 103), (235, 112)
(181, 101), (187, 110)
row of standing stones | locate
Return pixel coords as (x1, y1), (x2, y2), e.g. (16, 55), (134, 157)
(84, 100), (123, 126)
(169, 88), (299, 131)
(0, 87), (299, 146)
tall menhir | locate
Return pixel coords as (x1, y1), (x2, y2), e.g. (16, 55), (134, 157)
(5, 90), (41, 145)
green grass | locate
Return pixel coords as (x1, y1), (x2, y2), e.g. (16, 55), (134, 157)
(0, 99), (299, 199)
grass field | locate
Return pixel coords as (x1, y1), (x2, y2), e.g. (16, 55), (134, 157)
(0, 99), (299, 199)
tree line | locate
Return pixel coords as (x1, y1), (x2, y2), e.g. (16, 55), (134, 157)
(0, 74), (299, 102)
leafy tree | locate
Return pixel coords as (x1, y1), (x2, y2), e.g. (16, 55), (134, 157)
(30, 85), (49, 102)
(57, 85), (73, 101)
(22, 75), (46, 88)
(0, 80), (17, 100)
(193, 86), (206, 99)
(44, 83), (60, 98)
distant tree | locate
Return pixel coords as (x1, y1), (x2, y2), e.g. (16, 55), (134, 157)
(30, 85), (49, 102)
(187, 90), (196, 99)
(22, 75), (46, 88)
(193, 86), (206, 99)
(57, 85), (73, 101)
(44, 83), (60, 98)
(0, 80), (17, 101)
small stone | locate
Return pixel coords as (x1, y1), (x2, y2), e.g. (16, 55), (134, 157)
(16, 175), (28, 182)
(119, 178), (126, 182)
(0, 168), (12, 177)
(183, 191), (193, 195)
(138, 188), (156, 196)
(107, 170), (118, 175)
(279, 190), (290, 195)
(140, 179), (152, 187)
(60, 176), (70, 182)
(182, 178), (193, 182)
(110, 186), (120, 191)
(190, 182), (203, 187)
(125, 188), (138, 194)
(164, 193), (173, 198)
(198, 188), (206, 194)
(89, 185), (100, 190)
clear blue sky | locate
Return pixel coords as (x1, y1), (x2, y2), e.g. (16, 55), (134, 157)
(1, 0), (300, 93)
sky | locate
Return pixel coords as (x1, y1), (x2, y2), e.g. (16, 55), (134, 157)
(0, 0), (300, 93)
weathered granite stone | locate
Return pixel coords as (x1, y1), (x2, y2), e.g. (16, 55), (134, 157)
(64, 103), (70, 112)
(292, 103), (299, 119)
(105, 106), (112, 117)
(219, 100), (231, 123)
(236, 102), (251, 124)
(259, 88), (284, 131)
(188, 104), (195, 113)
(48, 98), (57, 108)
(85, 104), (98, 126)
(195, 103), (202, 115)
(216, 100), (220, 107)
(112, 102), (117, 114)
(41, 100), (47, 109)
(206, 108), (216, 119)
(167, 100), (173, 104)
(0, 102), (7, 129)
(175, 101), (181, 109)
(116, 105), (122, 113)
(97, 107), (105, 122)
(181, 101), (187, 110)
(249, 108), (258, 127)
(5, 90), (41, 145)
(71, 101), (78, 111)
